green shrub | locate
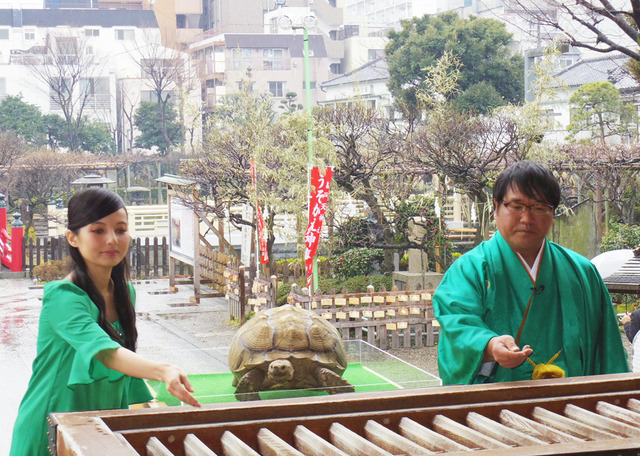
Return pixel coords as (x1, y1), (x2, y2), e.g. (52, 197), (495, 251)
(601, 221), (640, 252)
(332, 248), (383, 281)
(32, 258), (71, 283)
(340, 275), (393, 292)
(332, 217), (375, 254)
(275, 257), (304, 267)
(399, 253), (409, 271)
(276, 274), (393, 304)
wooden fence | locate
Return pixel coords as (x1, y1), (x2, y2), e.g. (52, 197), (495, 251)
(198, 245), (239, 294)
(287, 284), (439, 350)
(224, 263), (439, 350)
(22, 236), (191, 280)
(270, 260), (333, 283)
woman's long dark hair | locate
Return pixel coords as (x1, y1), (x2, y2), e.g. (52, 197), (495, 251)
(67, 187), (138, 351)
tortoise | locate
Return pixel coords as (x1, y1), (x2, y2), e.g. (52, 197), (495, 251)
(228, 304), (355, 401)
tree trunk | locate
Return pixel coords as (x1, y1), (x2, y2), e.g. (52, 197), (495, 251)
(159, 98), (171, 154)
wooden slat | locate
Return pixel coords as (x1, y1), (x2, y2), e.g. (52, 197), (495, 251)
(466, 411), (546, 446)
(114, 433), (138, 452)
(329, 422), (394, 456)
(564, 404), (640, 437)
(363, 420), (434, 455)
(499, 409), (582, 444)
(432, 414), (509, 449)
(628, 398), (640, 413)
(294, 425), (349, 456)
(596, 401), (640, 428)
(220, 431), (260, 456)
(184, 433), (218, 456)
(257, 428), (305, 456)
(146, 437), (174, 456)
(532, 407), (619, 440)
(398, 417), (470, 452)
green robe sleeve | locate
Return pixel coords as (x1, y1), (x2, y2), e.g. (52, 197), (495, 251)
(433, 245), (498, 385)
(43, 281), (124, 386)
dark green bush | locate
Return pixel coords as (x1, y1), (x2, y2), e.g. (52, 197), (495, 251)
(332, 248), (384, 281)
(276, 274), (393, 305)
(340, 275), (393, 292)
(332, 217), (375, 254)
(600, 221), (640, 252)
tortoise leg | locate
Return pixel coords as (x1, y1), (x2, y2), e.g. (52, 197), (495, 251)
(234, 368), (265, 401)
(314, 367), (355, 394)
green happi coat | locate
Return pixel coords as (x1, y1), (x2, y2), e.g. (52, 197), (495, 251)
(433, 232), (629, 385)
(10, 281), (152, 456)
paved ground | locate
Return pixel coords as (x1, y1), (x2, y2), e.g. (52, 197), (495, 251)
(1, 277), (632, 455)
(0, 277), (233, 456)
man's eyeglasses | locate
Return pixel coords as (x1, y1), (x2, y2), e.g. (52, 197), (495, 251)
(501, 200), (554, 216)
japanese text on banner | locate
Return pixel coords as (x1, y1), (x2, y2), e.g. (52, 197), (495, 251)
(250, 159), (269, 264)
(304, 167), (333, 288)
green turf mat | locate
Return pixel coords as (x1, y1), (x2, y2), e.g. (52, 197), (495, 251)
(145, 363), (399, 406)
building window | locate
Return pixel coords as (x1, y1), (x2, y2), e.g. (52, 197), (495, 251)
(302, 81), (316, 89)
(140, 58), (179, 78)
(263, 48), (284, 70)
(176, 14), (187, 29)
(237, 81), (255, 91)
(85, 28), (99, 37)
(24, 30), (35, 40)
(232, 48), (252, 71)
(141, 90), (174, 103)
(56, 37), (78, 64)
(0, 78), (6, 99)
(114, 29), (134, 41)
(0, 30), (9, 40)
(80, 77), (109, 109)
(368, 49), (384, 61)
(268, 81), (285, 97)
(50, 78), (71, 111)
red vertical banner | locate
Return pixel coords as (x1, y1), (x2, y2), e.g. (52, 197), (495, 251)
(304, 167), (333, 288)
(250, 159), (269, 264)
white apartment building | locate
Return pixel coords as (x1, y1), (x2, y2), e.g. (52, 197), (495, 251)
(0, 7), (199, 153)
(320, 57), (391, 113)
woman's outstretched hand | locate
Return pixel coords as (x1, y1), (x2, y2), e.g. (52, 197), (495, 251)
(162, 365), (201, 407)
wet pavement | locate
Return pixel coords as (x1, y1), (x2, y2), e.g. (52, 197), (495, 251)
(0, 277), (230, 456)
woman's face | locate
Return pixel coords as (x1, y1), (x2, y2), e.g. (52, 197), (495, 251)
(66, 208), (129, 275)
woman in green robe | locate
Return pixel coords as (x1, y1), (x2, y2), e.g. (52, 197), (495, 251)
(434, 161), (629, 385)
(10, 188), (200, 456)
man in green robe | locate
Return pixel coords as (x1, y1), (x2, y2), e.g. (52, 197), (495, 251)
(433, 161), (629, 385)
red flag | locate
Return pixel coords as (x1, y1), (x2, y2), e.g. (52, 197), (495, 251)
(304, 167), (333, 288)
(250, 159), (269, 264)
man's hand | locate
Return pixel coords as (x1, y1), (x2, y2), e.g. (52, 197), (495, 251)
(484, 335), (533, 369)
(620, 312), (631, 325)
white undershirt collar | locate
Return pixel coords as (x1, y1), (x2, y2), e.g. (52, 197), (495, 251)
(516, 242), (545, 281)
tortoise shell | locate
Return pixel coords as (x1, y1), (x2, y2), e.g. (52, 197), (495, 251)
(228, 304), (348, 380)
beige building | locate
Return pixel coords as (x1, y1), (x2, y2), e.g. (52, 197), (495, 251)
(191, 33), (330, 113)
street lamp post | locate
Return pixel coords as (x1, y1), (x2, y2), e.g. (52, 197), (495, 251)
(278, 7), (319, 292)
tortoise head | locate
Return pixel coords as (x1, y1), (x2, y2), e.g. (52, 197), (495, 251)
(267, 359), (294, 382)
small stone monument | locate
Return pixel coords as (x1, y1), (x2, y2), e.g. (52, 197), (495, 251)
(392, 217), (443, 290)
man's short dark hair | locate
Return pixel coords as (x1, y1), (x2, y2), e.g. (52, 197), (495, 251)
(493, 161), (561, 208)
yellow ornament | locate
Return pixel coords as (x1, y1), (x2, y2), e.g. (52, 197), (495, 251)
(527, 350), (565, 380)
